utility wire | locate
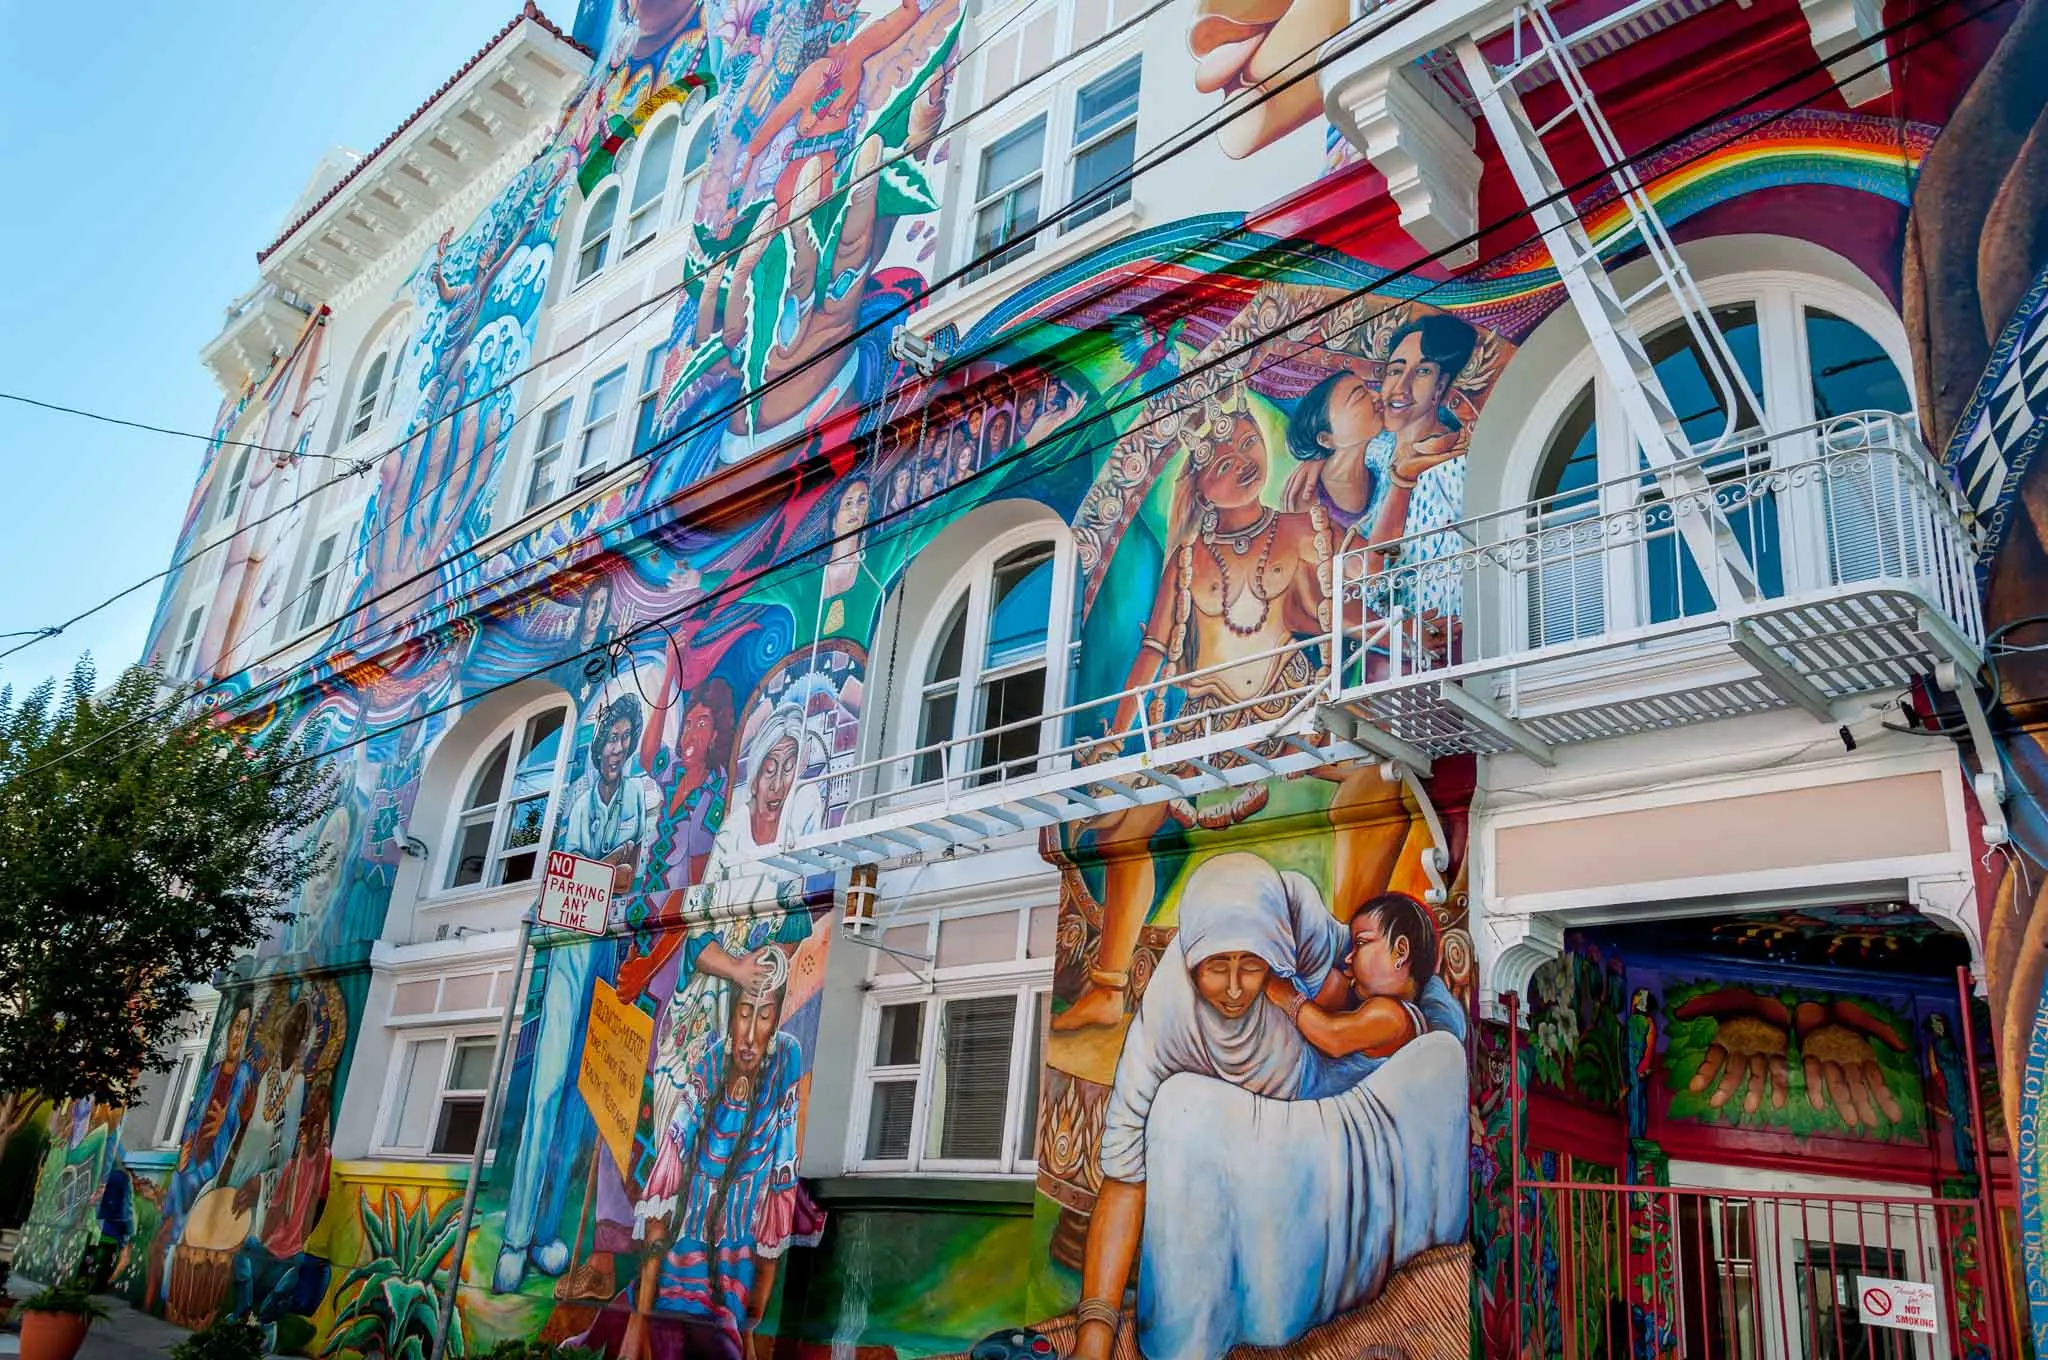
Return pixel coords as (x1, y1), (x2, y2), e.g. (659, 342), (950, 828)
(0, 0), (1188, 662)
(22, 0), (1420, 687)
(0, 0), (1976, 791)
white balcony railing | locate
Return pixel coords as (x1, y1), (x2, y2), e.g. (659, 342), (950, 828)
(1328, 410), (1984, 757)
(758, 411), (1982, 874)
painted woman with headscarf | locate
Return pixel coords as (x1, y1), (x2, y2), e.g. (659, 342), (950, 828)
(1071, 853), (1468, 1360)
(641, 701), (822, 1148)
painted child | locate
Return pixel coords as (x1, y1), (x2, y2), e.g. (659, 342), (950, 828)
(1265, 891), (1467, 1097)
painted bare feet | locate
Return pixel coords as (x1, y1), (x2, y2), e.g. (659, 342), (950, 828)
(1052, 983), (1127, 1032)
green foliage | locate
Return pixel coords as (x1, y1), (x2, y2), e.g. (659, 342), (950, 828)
(320, 1191), (467, 1360)
(169, 1312), (268, 1360)
(477, 1341), (607, 1360)
(21, 1278), (109, 1319)
(0, 658), (334, 1108)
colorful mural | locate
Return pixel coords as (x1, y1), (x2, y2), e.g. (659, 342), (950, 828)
(14, 1101), (123, 1288)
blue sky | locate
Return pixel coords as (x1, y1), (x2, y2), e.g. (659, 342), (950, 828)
(0, 1), (572, 696)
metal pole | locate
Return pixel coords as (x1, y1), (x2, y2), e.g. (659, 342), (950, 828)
(1507, 991), (1524, 1360)
(429, 907), (536, 1360)
(1956, 965), (2014, 1360)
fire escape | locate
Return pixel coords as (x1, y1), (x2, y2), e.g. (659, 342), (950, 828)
(753, 0), (1997, 881)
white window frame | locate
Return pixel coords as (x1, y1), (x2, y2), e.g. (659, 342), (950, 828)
(146, 1045), (207, 1150)
(170, 604), (206, 678)
(674, 117), (715, 238)
(573, 364), (631, 487)
(435, 695), (573, 897)
(575, 180), (622, 287)
(848, 909), (1052, 1178)
(624, 108), (685, 255)
(1509, 271), (1915, 662)
(217, 446), (254, 526)
(633, 343), (671, 459)
(523, 397), (575, 512)
(372, 1026), (501, 1161)
(350, 352), (388, 440)
(894, 524), (1078, 794)
(953, 30), (1143, 286)
(294, 528), (347, 633)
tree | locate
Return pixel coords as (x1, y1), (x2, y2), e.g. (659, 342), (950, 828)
(0, 658), (333, 1151)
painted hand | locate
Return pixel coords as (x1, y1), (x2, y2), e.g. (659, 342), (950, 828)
(1673, 989), (1792, 1114)
(1187, 0), (1350, 158)
(1794, 1000), (1909, 1131)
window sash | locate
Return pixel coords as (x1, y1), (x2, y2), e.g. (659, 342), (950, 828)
(577, 189), (618, 284)
(525, 400), (575, 511)
(171, 607), (204, 676)
(152, 1052), (200, 1148)
(383, 1031), (500, 1158)
(854, 978), (1049, 1175)
(914, 541), (1064, 787)
(219, 449), (252, 524)
(297, 533), (341, 631)
(443, 707), (566, 892)
(576, 369), (629, 483)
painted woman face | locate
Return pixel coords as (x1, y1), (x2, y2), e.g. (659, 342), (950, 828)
(1318, 373), (1382, 454)
(1193, 411), (1269, 511)
(1381, 331), (1451, 437)
(1193, 951), (1270, 1019)
(834, 480), (871, 536)
(749, 734), (802, 842)
(890, 465), (913, 504)
(678, 701), (716, 771)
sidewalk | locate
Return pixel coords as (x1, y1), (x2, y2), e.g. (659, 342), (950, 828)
(4, 1283), (189, 1360)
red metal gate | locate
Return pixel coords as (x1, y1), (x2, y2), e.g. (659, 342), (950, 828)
(1504, 968), (2018, 1360)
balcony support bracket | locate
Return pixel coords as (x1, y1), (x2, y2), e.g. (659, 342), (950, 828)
(1318, 703), (1434, 777)
(1920, 611), (2010, 847)
(1729, 621), (1835, 722)
(1440, 682), (1556, 766)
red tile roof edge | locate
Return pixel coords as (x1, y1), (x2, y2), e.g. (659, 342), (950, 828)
(255, 2), (591, 266)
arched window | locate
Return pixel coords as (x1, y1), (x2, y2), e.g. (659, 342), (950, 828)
(625, 114), (680, 253)
(907, 534), (1072, 788)
(350, 351), (388, 440)
(1525, 279), (1911, 644)
(576, 185), (620, 285)
(444, 701), (571, 889)
(676, 118), (714, 233)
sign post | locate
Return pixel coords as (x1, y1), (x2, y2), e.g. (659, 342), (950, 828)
(1856, 1275), (1940, 1336)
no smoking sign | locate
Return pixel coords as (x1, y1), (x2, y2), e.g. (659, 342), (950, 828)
(1857, 1275), (1939, 1335)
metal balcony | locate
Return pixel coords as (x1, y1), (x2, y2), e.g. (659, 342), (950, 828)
(1326, 411), (1984, 763)
(756, 412), (1983, 877)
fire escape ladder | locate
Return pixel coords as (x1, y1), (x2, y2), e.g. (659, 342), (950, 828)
(1453, 1), (1765, 608)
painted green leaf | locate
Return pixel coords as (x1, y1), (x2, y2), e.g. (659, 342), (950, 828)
(740, 231), (792, 403)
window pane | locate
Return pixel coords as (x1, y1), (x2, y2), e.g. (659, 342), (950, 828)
(1068, 126), (1135, 228)
(915, 688), (957, 785)
(432, 1096), (485, 1157)
(975, 666), (1046, 781)
(684, 119), (713, 176)
(526, 451), (561, 511)
(538, 401), (573, 450)
(936, 911), (1018, 968)
(1074, 60), (1140, 146)
(450, 815), (493, 888)
(448, 1037), (495, 1091)
(1644, 305), (1764, 450)
(631, 118), (679, 215)
(500, 795), (550, 852)
(500, 849), (540, 884)
(1018, 992), (1048, 1162)
(985, 545), (1055, 668)
(586, 369), (627, 423)
(388, 1038), (447, 1150)
(1805, 308), (1910, 419)
(467, 738), (511, 809)
(583, 187), (617, 241)
(874, 1002), (924, 1067)
(972, 180), (1041, 271)
(635, 346), (670, 455)
(509, 711), (564, 801)
(1535, 384), (1599, 506)
(978, 118), (1047, 197)
(930, 995), (1018, 1161)
(865, 1080), (917, 1160)
(928, 598), (967, 683)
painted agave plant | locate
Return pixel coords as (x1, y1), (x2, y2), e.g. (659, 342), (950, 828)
(320, 1190), (468, 1360)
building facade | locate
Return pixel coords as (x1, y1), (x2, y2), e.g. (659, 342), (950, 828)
(19, 0), (2048, 1356)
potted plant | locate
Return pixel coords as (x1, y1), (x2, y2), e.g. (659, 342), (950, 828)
(169, 1313), (267, 1360)
(17, 1278), (108, 1360)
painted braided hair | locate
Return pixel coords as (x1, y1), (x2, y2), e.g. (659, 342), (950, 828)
(671, 949), (791, 1326)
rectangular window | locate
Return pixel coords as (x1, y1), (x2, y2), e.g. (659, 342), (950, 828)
(524, 400), (574, 512)
(633, 345), (671, 457)
(1067, 59), (1140, 230)
(170, 606), (204, 678)
(855, 969), (1049, 1175)
(967, 116), (1047, 282)
(575, 367), (629, 486)
(296, 532), (342, 632)
(150, 1051), (201, 1149)
(382, 1033), (499, 1158)
(218, 448), (253, 525)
